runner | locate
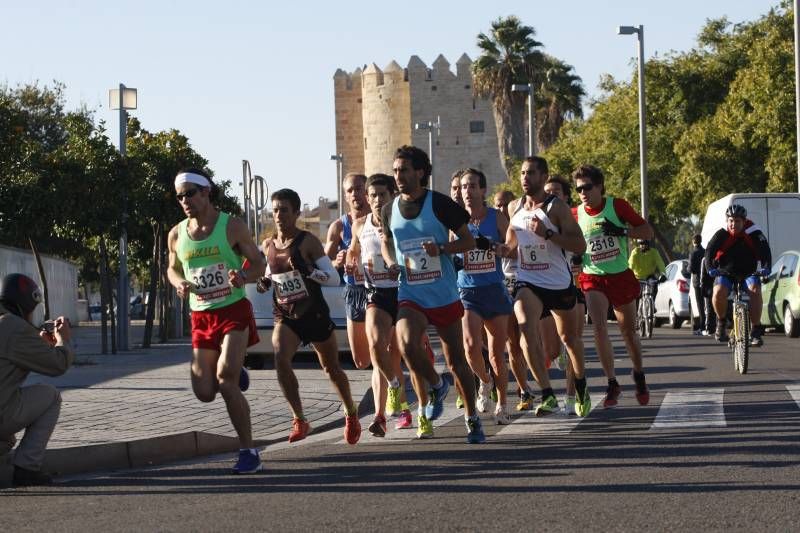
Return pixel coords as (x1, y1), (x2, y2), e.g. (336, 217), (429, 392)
(493, 190), (515, 221)
(450, 170), (465, 207)
(381, 145), (485, 443)
(167, 168), (265, 474)
(260, 188), (361, 445)
(347, 174), (415, 435)
(501, 157), (591, 417)
(573, 164), (652, 408)
(325, 173), (370, 372)
(457, 169), (512, 424)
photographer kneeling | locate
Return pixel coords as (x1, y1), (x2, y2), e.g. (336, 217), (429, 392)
(0, 274), (74, 486)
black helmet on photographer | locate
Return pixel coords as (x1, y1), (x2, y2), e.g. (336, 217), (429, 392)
(0, 273), (43, 320)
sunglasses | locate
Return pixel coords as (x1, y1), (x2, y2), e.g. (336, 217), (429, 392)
(176, 188), (201, 201)
(575, 183), (595, 193)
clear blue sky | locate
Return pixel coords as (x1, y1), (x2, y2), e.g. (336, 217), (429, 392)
(1, 0), (780, 209)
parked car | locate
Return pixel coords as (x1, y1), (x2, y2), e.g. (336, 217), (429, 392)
(760, 250), (800, 338)
(654, 260), (691, 329)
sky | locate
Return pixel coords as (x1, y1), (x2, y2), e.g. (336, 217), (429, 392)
(1, 0), (781, 212)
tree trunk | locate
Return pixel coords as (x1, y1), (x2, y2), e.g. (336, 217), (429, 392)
(142, 223), (161, 348)
(99, 238), (116, 354)
(492, 95), (528, 178)
(98, 239), (108, 355)
(159, 227), (170, 343)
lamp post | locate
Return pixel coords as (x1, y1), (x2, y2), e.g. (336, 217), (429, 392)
(330, 154), (344, 218)
(108, 83), (137, 351)
(414, 116), (440, 191)
(618, 24), (649, 220)
(511, 84), (536, 157)
(794, 0), (800, 191)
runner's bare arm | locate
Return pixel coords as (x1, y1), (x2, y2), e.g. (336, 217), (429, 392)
(498, 223), (519, 259)
(496, 210), (509, 244)
(435, 223), (475, 256)
(304, 234), (342, 286)
(346, 217), (365, 271)
(551, 201), (587, 255)
(324, 218), (347, 268)
(166, 225), (193, 298)
(227, 216), (267, 285)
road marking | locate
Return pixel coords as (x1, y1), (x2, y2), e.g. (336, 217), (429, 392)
(495, 397), (600, 436)
(786, 384), (800, 409)
(651, 389), (726, 429)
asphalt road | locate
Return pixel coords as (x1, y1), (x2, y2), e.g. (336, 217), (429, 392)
(3, 326), (799, 532)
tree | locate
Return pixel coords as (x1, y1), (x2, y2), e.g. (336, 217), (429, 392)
(472, 16), (584, 175)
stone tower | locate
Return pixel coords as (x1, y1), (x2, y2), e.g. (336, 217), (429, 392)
(333, 54), (506, 194)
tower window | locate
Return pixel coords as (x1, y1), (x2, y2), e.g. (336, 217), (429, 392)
(469, 121), (485, 133)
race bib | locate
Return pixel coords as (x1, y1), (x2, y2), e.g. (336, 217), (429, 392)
(188, 263), (232, 304)
(350, 263), (365, 284)
(366, 253), (394, 282)
(400, 237), (442, 285)
(503, 276), (517, 295)
(519, 243), (550, 271)
(464, 248), (496, 274)
(587, 234), (621, 264)
(272, 270), (309, 305)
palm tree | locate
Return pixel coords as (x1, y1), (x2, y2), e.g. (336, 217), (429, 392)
(472, 16), (584, 173)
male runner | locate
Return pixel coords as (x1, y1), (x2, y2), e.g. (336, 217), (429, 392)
(501, 157), (591, 417)
(167, 169), (265, 474)
(573, 164), (652, 408)
(381, 145), (485, 443)
(260, 188), (361, 445)
(493, 190), (515, 221)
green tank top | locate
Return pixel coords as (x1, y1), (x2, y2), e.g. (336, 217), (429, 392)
(577, 197), (630, 275)
(176, 212), (245, 311)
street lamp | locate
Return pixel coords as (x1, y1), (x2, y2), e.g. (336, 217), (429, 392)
(330, 153), (344, 218)
(794, 0), (800, 192)
(618, 24), (649, 220)
(414, 116), (440, 191)
(511, 84), (536, 157)
(108, 83), (137, 351)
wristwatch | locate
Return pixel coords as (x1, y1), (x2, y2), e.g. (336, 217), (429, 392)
(544, 229), (555, 240)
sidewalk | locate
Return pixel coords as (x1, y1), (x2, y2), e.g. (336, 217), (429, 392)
(16, 322), (374, 477)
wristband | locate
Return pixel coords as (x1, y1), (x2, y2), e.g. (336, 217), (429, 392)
(237, 269), (247, 282)
(544, 229), (554, 241)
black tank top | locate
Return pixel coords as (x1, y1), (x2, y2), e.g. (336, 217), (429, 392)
(267, 231), (328, 320)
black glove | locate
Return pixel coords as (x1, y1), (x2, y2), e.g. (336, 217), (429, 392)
(600, 219), (627, 237)
(474, 234), (493, 251)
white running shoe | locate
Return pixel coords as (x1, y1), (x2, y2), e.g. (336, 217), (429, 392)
(477, 379), (493, 413)
(494, 403), (511, 425)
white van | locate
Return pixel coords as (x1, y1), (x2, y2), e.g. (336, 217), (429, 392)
(245, 283), (350, 356)
(700, 193), (800, 259)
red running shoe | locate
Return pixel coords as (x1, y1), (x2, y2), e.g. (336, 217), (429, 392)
(632, 370), (650, 406)
(603, 381), (622, 409)
(288, 418), (311, 443)
(395, 409), (412, 429)
(368, 414), (387, 437)
(344, 414), (361, 445)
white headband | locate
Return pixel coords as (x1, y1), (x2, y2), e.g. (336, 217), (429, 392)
(175, 172), (211, 188)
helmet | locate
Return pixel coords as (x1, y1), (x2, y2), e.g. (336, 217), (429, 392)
(0, 273), (43, 317)
(726, 204), (747, 219)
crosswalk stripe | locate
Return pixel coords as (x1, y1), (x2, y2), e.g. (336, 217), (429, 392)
(786, 384), (800, 409)
(495, 397), (600, 436)
(650, 389), (726, 429)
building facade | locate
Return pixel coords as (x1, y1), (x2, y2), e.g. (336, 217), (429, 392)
(334, 54), (507, 194)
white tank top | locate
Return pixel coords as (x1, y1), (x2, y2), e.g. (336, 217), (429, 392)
(509, 197), (572, 290)
(360, 214), (398, 289)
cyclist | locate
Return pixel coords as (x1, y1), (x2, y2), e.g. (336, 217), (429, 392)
(705, 204), (771, 346)
(628, 239), (666, 318)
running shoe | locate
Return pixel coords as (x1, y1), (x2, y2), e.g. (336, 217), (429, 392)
(490, 385), (498, 403)
(395, 409), (412, 429)
(466, 417), (486, 444)
(239, 367), (250, 392)
(516, 391), (534, 411)
(750, 327), (764, 347)
(563, 396), (577, 416)
(232, 449), (262, 474)
(494, 403), (511, 425)
(477, 379), (493, 413)
(555, 346), (567, 371)
(288, 418), (311, 443)
(416, 414), (434, 439)
(632, 371), (650, 406)
(426, 377), (450, 420)
(535, 394), (559, 417)
(575, 389), (592, 417)
(368, 414), (387, 437)
(12, 466), (53, 486)
(386, 385), (401, 416)
(344, 414), (361, 445)
(603, 381), (622, 409)
(715, 322), (729, 343)
(455, 393), (464, 409)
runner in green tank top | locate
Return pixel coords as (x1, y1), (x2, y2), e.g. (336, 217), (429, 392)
(167, 169), (266, 474)
(573, 165), (653, 410)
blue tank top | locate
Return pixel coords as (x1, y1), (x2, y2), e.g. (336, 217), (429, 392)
(339, 214), (364, 286)
(391, 191), (459, 308)
(457, 207), (504, 288)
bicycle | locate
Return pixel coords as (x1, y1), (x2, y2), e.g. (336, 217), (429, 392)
(637, 278), (657, 339)
(718, 269), (753, 375)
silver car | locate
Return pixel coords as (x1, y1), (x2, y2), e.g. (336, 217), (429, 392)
(655, 260), (691, 328)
